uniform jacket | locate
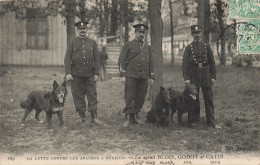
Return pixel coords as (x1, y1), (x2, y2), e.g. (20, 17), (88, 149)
(118, 39), (154, 79)
(99, 50), (108, 65)
(64, 37), (100, 77)
(182, 40), (216, 87)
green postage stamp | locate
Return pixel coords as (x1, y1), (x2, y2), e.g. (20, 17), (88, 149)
(229, 0), (260, 19)
(229, 0), (260, 53)
(236, 20), (260, 54)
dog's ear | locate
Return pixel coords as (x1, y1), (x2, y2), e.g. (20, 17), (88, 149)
(160, 86), (166, 91)
(53, 80), (58, 89)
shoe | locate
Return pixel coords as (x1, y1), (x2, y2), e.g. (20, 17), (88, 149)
(134, 113), (144, 124)
(123, 113), (132, 127)
(91, 111), (97, 123)
(192, 119), (200, 123)
(79, 112), (86, 123)
(215, 125), (222, 129)
(208, 124), (222, 129)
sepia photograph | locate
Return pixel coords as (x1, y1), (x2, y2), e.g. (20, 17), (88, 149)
(0, 0), (259, 164)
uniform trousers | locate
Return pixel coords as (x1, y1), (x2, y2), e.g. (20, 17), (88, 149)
(193, 86), (215, 126)
(100, 63), (107, 80)
(71, 76), (98, 113)
(124, 77), (148, 114)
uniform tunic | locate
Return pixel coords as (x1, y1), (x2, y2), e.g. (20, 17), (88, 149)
(65, 37), (99, 76)
(118, 39), (154, 79)
(118, 39), (154, 114)
(182, 40), (216, 126)
(64, 36), (100, 113)
(182, 40), (216, 87)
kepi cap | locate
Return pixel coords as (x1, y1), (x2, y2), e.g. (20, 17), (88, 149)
(191, 25), (202, 33)
(133, 24), (148, 32)
(75, 21), (88, 29)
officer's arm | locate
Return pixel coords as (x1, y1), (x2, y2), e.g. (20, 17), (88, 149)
(207, 44), (216, 80)
(93, 41), (100, 76)
(118, 44), (128, 71)
(149, 46), (155, 79)
(182, 46), (190, 81)
(64, 40), (73, 75)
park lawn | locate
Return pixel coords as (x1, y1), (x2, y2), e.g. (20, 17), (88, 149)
(0, 64), (259, 156)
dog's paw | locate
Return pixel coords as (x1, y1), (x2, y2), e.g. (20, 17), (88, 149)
(39, 120), (44, 124)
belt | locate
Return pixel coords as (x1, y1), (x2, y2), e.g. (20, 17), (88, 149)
(190, 63), (209, 68)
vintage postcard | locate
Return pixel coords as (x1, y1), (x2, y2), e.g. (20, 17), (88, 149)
(0, 0), (259, 165)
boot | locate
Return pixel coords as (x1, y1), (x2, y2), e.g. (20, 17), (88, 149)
(134, 112), (143, 124)
(131, 113), (138, 124)
(79, 112), (86, 123)
(91, 111), (97, 123)
(123, 113), (132, 127)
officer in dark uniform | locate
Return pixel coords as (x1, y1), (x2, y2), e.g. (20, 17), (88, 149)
(99, 46), (108, 81)
(118, 24), (155, 127)
(64, 21), (100, 123)
(182, 25), (219, 128)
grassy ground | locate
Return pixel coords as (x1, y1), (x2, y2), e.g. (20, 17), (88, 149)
(0, 64), (259, 157)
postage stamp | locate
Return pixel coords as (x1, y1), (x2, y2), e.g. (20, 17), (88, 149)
(229, 0), (260, 19)
(236, 19), (260, 53)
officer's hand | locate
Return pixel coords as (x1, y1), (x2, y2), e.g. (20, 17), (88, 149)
(119, 71), (126, 77)
(65, 74), (73, 81)
(211, 79), (216, 86)
(184, 80), (190, 86)
(93, 75), (99, 82)
(149, 78), (154, 86)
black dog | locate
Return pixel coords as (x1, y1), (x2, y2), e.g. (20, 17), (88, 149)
(147, 86), (171, 126)
(20, 80), (67, 128)
(169, 84), (197, 125)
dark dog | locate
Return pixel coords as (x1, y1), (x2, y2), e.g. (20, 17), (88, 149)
(20, 80), (67, 128)
(169, 84), (197, 125)
(147, 86), (171, 126)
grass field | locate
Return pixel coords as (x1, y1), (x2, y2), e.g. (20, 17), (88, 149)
(0, 64), (259, 159)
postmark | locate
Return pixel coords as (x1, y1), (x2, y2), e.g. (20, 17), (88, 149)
(229, 0), (260, 19)
(216, 21), (260, 59)
(236, 19), (260, 53)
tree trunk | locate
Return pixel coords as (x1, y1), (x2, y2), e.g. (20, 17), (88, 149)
(110, 0), (118, 36)
(63, 0), (76, 44)
(148, 0), (163, 104)
(204, 0), (210, 43)
(104, 0), (109, 35)
(123, 0), (129, 42)
(98, 0), (105, 37)
(168, 0), (174, 64)
(216, 0), (226, 65)
(197, 0), (205, 41)
(78, 0), (86, 21)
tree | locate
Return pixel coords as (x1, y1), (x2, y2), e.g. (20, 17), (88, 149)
(62, 0), (77, 44)
(148, 0), (163, 103)
(215, 0), (226, 65)
(110, 0), (118, 36)
(197, 0), (210, 43)
(120, 0), (129, 42)
(204, 0), (210, 43)
(168, 0), (174, 64)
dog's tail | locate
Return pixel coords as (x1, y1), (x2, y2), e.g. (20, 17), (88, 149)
(20, 95), (34, 110)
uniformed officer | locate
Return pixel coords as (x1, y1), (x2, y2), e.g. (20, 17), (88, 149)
(64, 21), (100, 123)
(182, 25), (219, 128)
(118, 23), (154, 127)
(99, 46), (108, 81)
